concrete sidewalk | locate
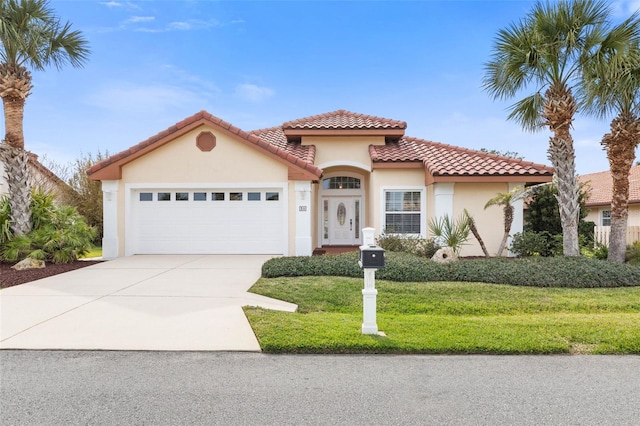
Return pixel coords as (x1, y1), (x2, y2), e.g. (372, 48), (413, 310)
(0, 255), (296, 351)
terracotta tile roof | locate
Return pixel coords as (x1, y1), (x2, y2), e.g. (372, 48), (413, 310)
(370, 136), (555, 177)
(87, 111), (322, 180)
(249, 126), (316, 163)
(578, 165), (640, 206)
(88, 109), (554, 183)
(282, 109), (407, 131)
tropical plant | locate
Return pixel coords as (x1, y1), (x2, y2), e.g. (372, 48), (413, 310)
(462, 209), (490, 257)
(0, 0), (90, 236)
(0, 194), (12, 244)
(484, 186), (525, 256)
(428, 213), (471, 254)
(483, 0), (612, 257)
(0, 190), (96, 263)
(581, 15), (640, 262)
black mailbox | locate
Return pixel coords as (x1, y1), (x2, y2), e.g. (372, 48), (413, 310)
(359, 246), (385, 269)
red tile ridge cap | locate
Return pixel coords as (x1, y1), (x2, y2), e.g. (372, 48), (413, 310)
(282, 109), (407, 130)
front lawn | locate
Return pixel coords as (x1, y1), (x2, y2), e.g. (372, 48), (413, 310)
(245, 277), (640, 354)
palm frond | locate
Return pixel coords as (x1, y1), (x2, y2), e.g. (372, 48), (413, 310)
(506, 93), (546, 131)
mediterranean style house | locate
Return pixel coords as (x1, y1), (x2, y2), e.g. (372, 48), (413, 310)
(579, 164), (640, 245)
(87, 110), (554, 259)
(0, 151), (68, 201)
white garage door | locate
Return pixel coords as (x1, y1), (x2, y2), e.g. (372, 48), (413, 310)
(131, 188), (285, 254)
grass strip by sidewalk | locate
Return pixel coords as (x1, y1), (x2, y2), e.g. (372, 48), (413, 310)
(244, 277), (640, 354)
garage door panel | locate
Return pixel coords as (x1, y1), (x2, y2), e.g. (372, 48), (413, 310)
(132, 189), (285, 254)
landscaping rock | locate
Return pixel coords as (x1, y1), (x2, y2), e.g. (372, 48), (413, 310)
(11, 258), (46, 271)
(432, 247), (458, 263)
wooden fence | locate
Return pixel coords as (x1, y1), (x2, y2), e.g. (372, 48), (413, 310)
(594, 226), (640, 247)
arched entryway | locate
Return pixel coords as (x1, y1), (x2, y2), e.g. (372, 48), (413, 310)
(318, 172), (365, 246)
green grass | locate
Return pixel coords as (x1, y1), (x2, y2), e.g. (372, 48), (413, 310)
(79, 245), (102, 259)
(245, 277), (640, 354)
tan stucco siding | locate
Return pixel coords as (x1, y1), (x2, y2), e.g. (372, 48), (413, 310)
(586, 204), (640, 227)
(369, 168), (427, 236)
(302, 136), (385, 169)
(453, 183), (511, 256)
(122, 126), (288, 183)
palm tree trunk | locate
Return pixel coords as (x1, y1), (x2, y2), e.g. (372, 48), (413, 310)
(0, 144), (32, 235)
(602, 113), (640, 263)
(466, 212), (490, 257)
(544, 84), (580, 257)
(497, 205), (513, 256)
(0, 65), (31, 150)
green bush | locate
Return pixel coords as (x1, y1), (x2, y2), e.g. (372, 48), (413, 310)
(262, 252), (640, 288)
(582, 242), (608, 260)
(510, 231), (562, 257)
(626, 241), (640, 265)
(0, 191), (96, 263)
(377, 233), (440, 258)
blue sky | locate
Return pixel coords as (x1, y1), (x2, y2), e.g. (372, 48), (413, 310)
(6, 0), (640, 175)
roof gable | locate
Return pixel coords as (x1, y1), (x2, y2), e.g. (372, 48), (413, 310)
(578, 165), (640, 206)
(87, 111), (321, 181)
(281, 110), (406, 139)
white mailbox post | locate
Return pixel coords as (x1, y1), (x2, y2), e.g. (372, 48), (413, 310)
(358, 227), (384, 335)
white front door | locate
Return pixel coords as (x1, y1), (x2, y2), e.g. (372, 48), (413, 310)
(325, 197), (362, 245)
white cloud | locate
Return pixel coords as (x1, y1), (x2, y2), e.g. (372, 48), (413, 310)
(234, 84), (275, 103)
(126, 16), (155, 24)
(99, 1), (122, 7)
(611, 0), (640, 17)
(85, 82), (204, 115)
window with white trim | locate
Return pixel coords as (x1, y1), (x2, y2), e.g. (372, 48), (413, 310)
(601, 210), (611, 226)
(384, 190), (422, 234)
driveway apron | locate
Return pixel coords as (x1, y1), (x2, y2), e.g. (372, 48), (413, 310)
(0, 255), (296, 351)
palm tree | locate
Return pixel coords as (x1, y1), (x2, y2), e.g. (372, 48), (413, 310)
(484, 186), (525, 257)
(483, 0), (611, 257)
(581, 15), (640, 262)
(0, 0), (89, 236)
(463, 209), (490, 257)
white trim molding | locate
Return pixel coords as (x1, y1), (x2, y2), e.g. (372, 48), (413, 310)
(101, 180), (119, 259)
(295, 181), (312, 255)
(380, 185), (427, 238)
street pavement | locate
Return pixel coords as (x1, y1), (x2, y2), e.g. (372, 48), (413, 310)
(1, 351), (639, 425)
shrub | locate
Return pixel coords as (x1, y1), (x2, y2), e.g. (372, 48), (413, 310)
(626, 241), (640, 265)
(262, 252), (640, 288)
(510, 231), (561, 257)
(377, 233), (440, 258)
(0, 191), (96, 263)
(582, 242), (608, 260)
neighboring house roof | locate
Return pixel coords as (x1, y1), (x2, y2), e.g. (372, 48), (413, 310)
(27, 153), (66, 187)
(0, 149), (67, 194)
(88, 109), (554, 184)
(578, 165), (640, 207)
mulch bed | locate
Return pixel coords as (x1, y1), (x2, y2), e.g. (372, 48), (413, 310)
(0, 260), (103, 289)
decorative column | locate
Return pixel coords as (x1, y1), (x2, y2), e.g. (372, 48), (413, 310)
(433, 182), (454, 219)
(101, 180), (119, 259)
(295, 181), (312, 256)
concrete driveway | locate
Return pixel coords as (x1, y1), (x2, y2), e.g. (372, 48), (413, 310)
(0, 255), (296, 351)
